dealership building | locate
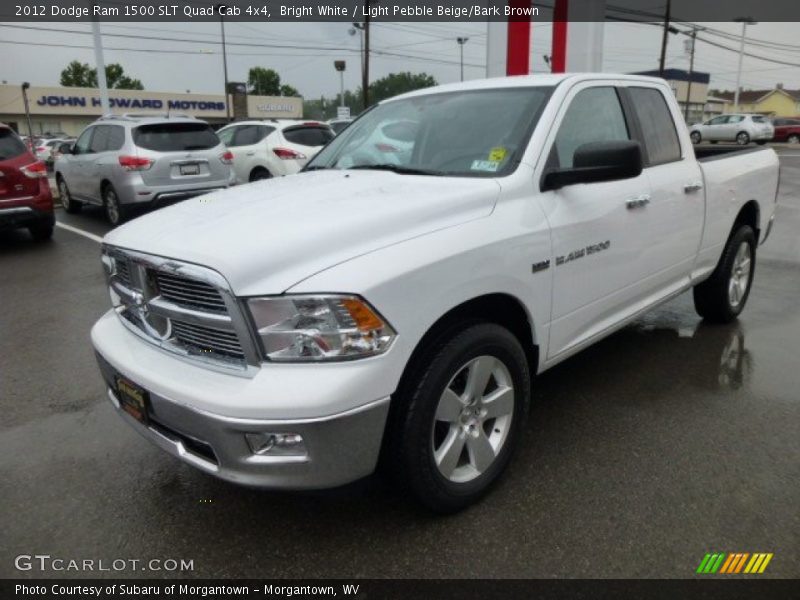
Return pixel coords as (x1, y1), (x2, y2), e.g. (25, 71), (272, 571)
(0, 84), (303, 137)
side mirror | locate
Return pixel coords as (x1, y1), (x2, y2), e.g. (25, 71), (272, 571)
(58, 142), (74, 154)
(541, 140), (643, 192)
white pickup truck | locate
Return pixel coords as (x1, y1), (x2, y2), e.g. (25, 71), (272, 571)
(92, 74), (780, 512)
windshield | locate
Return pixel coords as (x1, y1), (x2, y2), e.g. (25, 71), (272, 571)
(306, 87), (553, 177)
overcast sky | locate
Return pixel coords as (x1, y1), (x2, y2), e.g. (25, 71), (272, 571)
(1, 20), (799, 97)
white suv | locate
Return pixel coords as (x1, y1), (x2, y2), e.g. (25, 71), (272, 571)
(689, 113), (774, 145)
(217, 120), (334, 183)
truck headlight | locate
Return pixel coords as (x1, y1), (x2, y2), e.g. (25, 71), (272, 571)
(248, 295), (396, 362)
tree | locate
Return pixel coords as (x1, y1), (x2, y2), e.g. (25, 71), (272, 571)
(279, 84), (300, 97)
(247, 67), (301, 97)
(60, 61), (144, 90)
(60, 61), (94, 87)
(368, 72), (437, 105)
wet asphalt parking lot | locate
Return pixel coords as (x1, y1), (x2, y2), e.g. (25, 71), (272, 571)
(1, 149), (799, 579)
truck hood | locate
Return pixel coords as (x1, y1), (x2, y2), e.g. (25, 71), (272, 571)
(104, 170), (500, 295)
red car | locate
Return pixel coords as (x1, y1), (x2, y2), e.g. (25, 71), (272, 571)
(0, 124), (54, 241)
(772, 118), (800, 144)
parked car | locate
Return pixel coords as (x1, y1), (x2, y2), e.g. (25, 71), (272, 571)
(689, 114), (774, 145)
(0, 123), (54, 241)
(46, 137), (76, 170)
(329, 118), (418, 168)
(328, 118), (353, 134)
(216, 120), (334, 183)
(771, 117), (800, 144)
(54, 115), (235, 225)
(92, 74), (779, 512)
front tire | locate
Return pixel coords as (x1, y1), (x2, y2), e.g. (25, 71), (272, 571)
(57, 176), (80, 214)
(787, 134), (799, 144)
(690, 131), (701, 144)
(693, 225), (756, 323)
(103, 183), (129, 226)
(387, 323), (530, 513)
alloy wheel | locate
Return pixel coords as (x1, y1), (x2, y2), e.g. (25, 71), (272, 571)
(431, 355), (515, 483)
(728, 242), (752, 309)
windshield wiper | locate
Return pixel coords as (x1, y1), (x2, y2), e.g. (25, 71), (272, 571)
(304, 165), (330, 171)
(348, 164), (443, 176)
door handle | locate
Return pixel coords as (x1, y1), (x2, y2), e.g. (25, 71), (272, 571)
(626, 194), (651, 210)
(684, 181), (703, 194)
(246, 151), (256, 156)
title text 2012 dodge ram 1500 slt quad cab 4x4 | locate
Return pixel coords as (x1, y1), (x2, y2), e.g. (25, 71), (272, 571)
(92, 74), (779, 512)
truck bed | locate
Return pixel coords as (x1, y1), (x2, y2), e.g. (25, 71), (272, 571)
(694, 145), (770, 162)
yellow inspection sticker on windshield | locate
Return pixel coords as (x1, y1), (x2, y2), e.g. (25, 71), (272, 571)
(488, 147), (507, 162)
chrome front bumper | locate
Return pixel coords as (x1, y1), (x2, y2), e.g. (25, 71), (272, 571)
(96, 353), (390, 489)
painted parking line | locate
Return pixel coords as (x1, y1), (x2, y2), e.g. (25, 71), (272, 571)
(55, 221), (103, 243)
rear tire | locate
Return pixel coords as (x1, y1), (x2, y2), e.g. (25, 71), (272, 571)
(690, 131), (701, 144)
(386, 322), (530, 513)
(787, 134), (800, 144)
(736, 131), (750, 145)
(103, 183), (129, 226)
(29, 223), (54, 242)
(693, 225), (756, 323)
(249, 168), (272, 182)
(57, 176), (80, 214)
(756, 141), (767, 146)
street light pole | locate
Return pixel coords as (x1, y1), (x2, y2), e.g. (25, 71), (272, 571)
(658, 0), (671, 77)
(217, 5), (231, 122)
(334, 60), (346, 109)
(457, 37), (469, 81)
(90, 9), (110, 116)
(733, 17), (756, 112)
(20, 82), (34, 144)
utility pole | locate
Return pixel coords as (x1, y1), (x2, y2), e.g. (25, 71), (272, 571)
(683, 26), (704, 123)
(733, 17), (756, 111)
(90, 5), (110, 116)
(363, 5), (370, 110)
(658, 0), (671, 77)
(217, 4), (230, 122)
(457, 37), (469, 81)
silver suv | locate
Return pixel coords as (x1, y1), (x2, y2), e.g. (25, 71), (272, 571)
(55, 114), (235, 225)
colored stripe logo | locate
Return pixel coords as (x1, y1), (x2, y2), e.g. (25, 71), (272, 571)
(696, 552), (773, 574)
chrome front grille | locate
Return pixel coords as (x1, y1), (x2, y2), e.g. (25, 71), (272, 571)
(103, 246), (259, 374)
(155, 272), (227, 313)
(171, 320), (245, 360)
(115, 258), (133, 288)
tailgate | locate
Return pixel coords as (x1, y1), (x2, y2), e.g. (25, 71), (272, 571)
(0, 130), (38, 202)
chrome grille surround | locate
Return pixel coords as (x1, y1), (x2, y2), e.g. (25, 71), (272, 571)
(102, 245), (261, 376)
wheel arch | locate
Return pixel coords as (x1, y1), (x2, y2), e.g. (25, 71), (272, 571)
(397, 293), (539, 396)
(249, 165), (272, 181)
(733, 199), (761, 241)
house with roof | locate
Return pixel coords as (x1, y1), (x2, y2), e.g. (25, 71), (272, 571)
(714, 84), (800, 117)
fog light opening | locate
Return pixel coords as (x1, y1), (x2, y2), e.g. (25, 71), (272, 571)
(245, 432), (307, 457)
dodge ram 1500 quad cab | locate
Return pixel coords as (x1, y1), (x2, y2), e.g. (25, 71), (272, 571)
(92, 74), (780, 512)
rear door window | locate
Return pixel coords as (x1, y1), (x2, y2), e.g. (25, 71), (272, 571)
(133, 122), (219, 151)
(107, 125), (125, 151)
(627, 87), (681, 165)
(283, 125), (334, 147)
(0, 128), (28, 160)
(752, 116), (768, 124)
(232, 125), (274, 146)
(89, 125), (111, 153)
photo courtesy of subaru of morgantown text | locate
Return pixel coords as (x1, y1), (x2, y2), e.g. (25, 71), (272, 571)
(1, 0), (798, 597)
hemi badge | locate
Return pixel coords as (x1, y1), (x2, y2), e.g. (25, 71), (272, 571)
(531, 260), (550, 274)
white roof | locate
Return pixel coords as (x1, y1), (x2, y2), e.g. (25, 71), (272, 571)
(388, 73), (667, 103)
